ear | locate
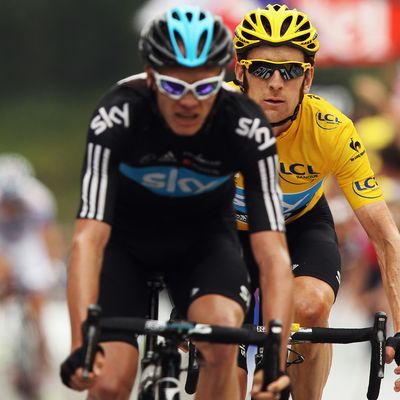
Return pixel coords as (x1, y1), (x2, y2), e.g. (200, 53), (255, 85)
(144, 65), (155, 88)
(303, 67), (314, 94)
(234, 61), (244, 84)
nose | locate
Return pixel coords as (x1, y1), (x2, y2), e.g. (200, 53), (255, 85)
(267, 70), (284, 90)
(178, 90), (199, 107)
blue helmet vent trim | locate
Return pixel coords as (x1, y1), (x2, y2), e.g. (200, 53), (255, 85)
(166, 6), (214, 67)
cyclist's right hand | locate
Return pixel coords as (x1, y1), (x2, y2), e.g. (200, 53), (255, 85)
(60, 345), (105, 390)
(251, 370), (290, 400)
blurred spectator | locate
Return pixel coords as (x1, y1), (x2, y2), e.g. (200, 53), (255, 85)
(379, 142), (400, 228)
(0, 153), (65, 398)
(327, 71), (400, 323)
(351, 74), (397, 174)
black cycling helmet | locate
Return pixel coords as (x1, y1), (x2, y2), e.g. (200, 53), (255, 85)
(139, 5), (233, 68)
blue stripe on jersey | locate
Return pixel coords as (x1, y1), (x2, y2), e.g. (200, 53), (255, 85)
(234, 179), (324, 220)
(119, 163), (231, 197)
(281, 179), (324, 219)
(233, 185), (247, 213)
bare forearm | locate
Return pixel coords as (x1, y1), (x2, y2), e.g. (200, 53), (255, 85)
(67, 241), (104, 349)
(67, 220), (110, 350)
(250, 231), (294, 369)
(373, 234), (400, 332)
(355, 202), (400, 332)
(259, 255), (294, 369)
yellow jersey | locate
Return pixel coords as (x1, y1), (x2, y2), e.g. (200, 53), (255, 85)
(234, 92), (384, 230)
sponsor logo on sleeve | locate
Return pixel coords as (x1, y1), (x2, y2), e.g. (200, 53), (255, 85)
(315, 112), (341, 130)
(349, 138), (366, 161)
(90, 102), (130, 135)
(235, 117), (275, 151)
(352, 176), (381, 199)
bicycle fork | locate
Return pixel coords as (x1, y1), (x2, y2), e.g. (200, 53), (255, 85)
(139, 276), (182, 400)
(139, 276), (164, 400)
(157, 340), (181, 400)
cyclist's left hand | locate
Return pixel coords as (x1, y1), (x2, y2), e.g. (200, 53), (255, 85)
(251, 370), (290, 400)
(60, 345), (105, 390)
(386, 334), (400, 392)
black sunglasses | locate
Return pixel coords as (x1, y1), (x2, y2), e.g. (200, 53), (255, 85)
(239, 59), (311, 81)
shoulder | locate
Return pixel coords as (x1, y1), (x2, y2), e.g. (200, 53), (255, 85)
(301, 94), (354, 133)
(89, 73), (152, 136)
(222, 80), (241, 92)
(117, 72), (147, 87)
(96, 73), (150, 109)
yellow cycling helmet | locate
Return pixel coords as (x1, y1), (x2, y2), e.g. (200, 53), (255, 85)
(234, 4), (319, 56)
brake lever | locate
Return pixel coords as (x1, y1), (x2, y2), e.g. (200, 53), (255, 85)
(82, 304), (102, 379)
(367, 311), (387, 400)
(262, 320), (282, 390)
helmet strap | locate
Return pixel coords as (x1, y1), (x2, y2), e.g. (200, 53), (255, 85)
(234, 67), (248, 93)
(270, 103), (301, 127)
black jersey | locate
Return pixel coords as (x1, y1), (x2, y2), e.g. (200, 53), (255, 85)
(77, 73), (284, 234)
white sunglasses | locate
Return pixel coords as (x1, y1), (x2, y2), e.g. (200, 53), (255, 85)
(152, 69), (225, 100)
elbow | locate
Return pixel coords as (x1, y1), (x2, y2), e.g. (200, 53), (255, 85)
(70, 220), (111, 255)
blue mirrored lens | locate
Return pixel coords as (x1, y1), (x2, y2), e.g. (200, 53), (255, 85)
(161, 80), (185, 95)
(195, 82), (218, 96)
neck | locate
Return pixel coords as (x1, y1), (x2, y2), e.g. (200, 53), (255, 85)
(273, 120), (292, 137)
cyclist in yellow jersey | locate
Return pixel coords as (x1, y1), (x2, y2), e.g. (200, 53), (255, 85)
(232, 4), (400, 400)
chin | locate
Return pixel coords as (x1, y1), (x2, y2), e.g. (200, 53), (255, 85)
(169, 120), (202, 136)
(173, 128), (199, 137)
(265, 110), (285, 123)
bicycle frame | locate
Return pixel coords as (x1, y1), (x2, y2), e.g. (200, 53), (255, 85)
(81, 306), (280, 400)
(138, 275), (166, 400)
(138, 276), (185, 400)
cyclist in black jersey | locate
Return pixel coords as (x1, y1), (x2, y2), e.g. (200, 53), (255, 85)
(233, 4), (400, 400)
(60, 5), (293, 400)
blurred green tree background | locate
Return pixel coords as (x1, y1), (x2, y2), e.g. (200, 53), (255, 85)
(1, 0), (144, 227)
